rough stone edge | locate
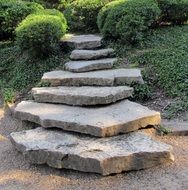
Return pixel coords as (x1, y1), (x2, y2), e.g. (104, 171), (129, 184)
(10, 129), (174, 176)
(13, 103), (161, 137)
(31, 86), (134, 106)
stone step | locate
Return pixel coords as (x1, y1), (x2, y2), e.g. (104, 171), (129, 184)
(70, 49), (114, 60)
(14, 100), (161, 137)
(64, 58), (117, 73)
(42, 69), (144, 87)
(32, 86), (134, 106)
(60, 34), (102, 50)
(10, 128), (174, 176)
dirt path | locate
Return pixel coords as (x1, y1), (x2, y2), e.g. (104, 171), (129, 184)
(0, 108), (188, 190)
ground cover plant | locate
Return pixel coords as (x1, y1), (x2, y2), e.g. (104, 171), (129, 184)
(108, 25), (188, 118)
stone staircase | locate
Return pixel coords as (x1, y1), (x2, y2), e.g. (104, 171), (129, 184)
(10, 34), (174, 175)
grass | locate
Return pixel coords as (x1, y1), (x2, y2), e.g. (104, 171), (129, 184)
(109, 25), (188, 118)
(0, 43), (66, 103)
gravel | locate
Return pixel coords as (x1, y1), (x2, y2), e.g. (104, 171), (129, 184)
(0, 108), (188, 190)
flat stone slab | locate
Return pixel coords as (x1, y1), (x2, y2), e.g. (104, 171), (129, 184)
(32, 86), (134, 106)
(64, 58), (117, 72)
(42, 69), (144, 86)
(70, 49), (114, 60)
(14, 100), (161, 137)
(60, 34), (102, 49)
(161, 120), (188, 136)
(10, 128), (174, 176)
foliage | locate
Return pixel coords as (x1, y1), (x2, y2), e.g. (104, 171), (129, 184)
(34, 8), (67, 31)
(0, 0), (43, 40)
(0, 45), (62, 95)
(64, 0), (114, 32)
(163, 98), (188, 119)
(2, 88), (15, 103)
(25, 0), (71, 9)
(156, 0), (188, 25)
(15, 14), (66, 57)
(98, 0), (161, 44)
(131, 82), (152, 101)
(109, 25), (188, 117)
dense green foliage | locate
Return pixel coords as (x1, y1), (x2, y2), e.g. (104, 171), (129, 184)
(15, 14), (66, 57)
(0, 0), (43, 39)
(64, 0), (114, 32)
(98, 0), (161, 44)
(0, 45), (62, 99)
(25, 0), (73, 9)
(157, 0), (188, 24)
(34, 8), (67, 31)
(108, 25), (188, 118)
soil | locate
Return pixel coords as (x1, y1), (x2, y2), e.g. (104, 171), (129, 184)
(0, 107), (188, 190)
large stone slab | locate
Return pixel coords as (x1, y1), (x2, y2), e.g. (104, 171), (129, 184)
(64, 58), (117, 72)
(14, 100), (161, 137)
(42, 69), (144, 86)
(60, 34), (102, 50)
(70, 49), (114, 60)
(32, 86), (134, 105)
(10, 128), (174, 176)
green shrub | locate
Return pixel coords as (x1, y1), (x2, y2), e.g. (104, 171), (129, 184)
(16, 14), (66, 57)
(26, 0), (75, 10)
(98, 0), (161, 44)
(34, 9), (67, 32)
(0, 0), (43, 39)
(64, 0), (114, 32)
(131, 82), (152, 101)
(156, 0), (188, 25)
(2, 88), (15, 103)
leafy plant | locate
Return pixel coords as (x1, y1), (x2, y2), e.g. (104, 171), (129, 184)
(156, 0), (188, 25)
(0, 0), (43, 39)
(15, 14), (67, 57)
(98, 0), (161, 44)
(2, 88), (15, 103)
(64, 0), (114, 32)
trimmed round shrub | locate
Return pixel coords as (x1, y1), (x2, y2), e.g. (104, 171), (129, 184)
(64, 0), (114, 32)
(156, 0), (188, 25)
(34, 9), (67, 32)
(0, 0), (44, 39)
(15, 14), (66, 57)
(98, 0), (161, 44)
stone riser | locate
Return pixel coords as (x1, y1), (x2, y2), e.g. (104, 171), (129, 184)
(60, 34), (102, 50)
(10, 128), (174, 176)
(70, 49), (114, 60)
(42, 69), (144, 87)
(64, 58), (117, 73)
(14, 100), (161, 137)
(32, 86), (133, 106)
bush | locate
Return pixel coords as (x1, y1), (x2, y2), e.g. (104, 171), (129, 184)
(64, 0), (114, 32)
(97, 0), (161, 44)
(16, 14), (66, 57)
(156, 0), (188, 25)
(0, 0), (43, 39)
(34, 9), (67, 32)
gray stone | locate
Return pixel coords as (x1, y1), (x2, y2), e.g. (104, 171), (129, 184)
(60, 34), (102, 50)
(41, 69), (144, 87)
(64, 58), (117, 72)
(14, 100), (161, 137)
(70, 49), (114, 60)
(161, 119), (188, 136)
(32, 86), (134, 106)
(10, 128), (174, 176)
